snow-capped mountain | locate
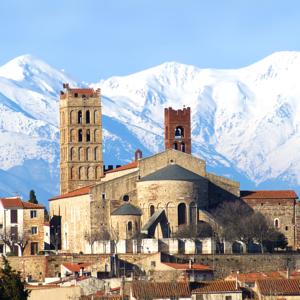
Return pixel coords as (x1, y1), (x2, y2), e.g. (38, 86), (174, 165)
(0, 52), (300, 205)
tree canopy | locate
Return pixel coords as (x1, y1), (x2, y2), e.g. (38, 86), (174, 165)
(28, 190), (38, 204)
(0, 256), (30, 299)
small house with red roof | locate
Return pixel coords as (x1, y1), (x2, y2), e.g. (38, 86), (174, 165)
(0, 196), (45, 255)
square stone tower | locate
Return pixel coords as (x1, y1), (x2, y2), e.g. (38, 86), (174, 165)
(59, 83), (103, 194)
(164, 107), (191, 154)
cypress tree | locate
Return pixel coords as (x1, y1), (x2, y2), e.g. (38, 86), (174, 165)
(28, 190), (38, 204)
(0, 256), (30, 299)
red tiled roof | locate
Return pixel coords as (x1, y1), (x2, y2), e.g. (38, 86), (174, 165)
(49, 186), (92, 201)
(131, 281), (190, 299)
(0, 197), (23, 208)
(162, 262), (212, 271)
(62, 262), (90, 273)
(257, 279), (300, 296)
(22, 202), (44, 209)
(241, 190), (298, 199)
(192, 281), (240, 293)
(105, 161), (138, 174)
(0, 197), (44, 209)
(226, 271), (285, 283)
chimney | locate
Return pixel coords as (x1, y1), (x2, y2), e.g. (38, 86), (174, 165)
(79, 267), (83, 277)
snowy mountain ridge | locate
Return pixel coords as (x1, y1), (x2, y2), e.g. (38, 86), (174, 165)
(0, 52), (300, 204)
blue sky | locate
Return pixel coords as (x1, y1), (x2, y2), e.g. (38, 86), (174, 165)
(1, 0), (300, 82)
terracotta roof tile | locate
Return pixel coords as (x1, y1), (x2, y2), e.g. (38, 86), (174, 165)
(192, 281), (240, 293)
(240, 190), (298, 199)
(49, 186), (92, 201)
(105, 161), (138, 174)
(0, 197), (23, 208)
(22, 202), (44, 209)
(162, 262), (212, 271)
(0, 197), (44, 209)
(131, 281), (190, 299)
(257, 279), (300, 295)
(227, 271), (285, 283)
(62, 262), (90, 273)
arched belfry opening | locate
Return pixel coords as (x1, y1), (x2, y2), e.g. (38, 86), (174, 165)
(178, 203), (187, 226)
(164, 107), (191, 154)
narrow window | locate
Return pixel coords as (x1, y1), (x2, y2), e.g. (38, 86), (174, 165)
(123, 195), (129, 202)
(78, 111), (82, 124)
(30, 210), (37, 218)
(173, 142), (178, 150)
(274, 218), (280, 229)
(30, 242), (38, 255)
(150, 205), (155, 216)
(11, 210), (18, 223)
(78, 129), (83, 142)
(86, 110), (90, 124)
(86, 129), (90, 142)
(178, 203), (187, 225)
(181, 142), (185, 152)
(31, 227), (38, 234)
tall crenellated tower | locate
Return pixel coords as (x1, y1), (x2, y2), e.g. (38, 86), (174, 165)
(164, 107), (191, 154)
(59, 83), (103, 194)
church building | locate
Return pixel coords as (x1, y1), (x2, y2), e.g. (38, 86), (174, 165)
(49, 84), (300, 253)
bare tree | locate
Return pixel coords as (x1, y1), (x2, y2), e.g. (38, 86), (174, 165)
(173, 222), (213, 239)
(212, 201), (287, 253)
(0, 227), (30, 256)
(84, 227), (110, 254)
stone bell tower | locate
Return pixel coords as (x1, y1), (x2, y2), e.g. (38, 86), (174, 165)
(59, 83), (103, 194)
(164, 107), (191, 154)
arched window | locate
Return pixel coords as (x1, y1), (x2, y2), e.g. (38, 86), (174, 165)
(150, 205), (155, 216)
(79, 167), (85, 180)
(78, 129), (83, 142)
(175, 126), (184, 139)
(86, 129), (90, 142)
(94, 129), (99, 142)
(178, 203), (186, 225)
(86, 110), (90, 124)
(94, 110), (100, 124)
(87, 167), (94, 179)
(78, 111), (82, 124)
(127, 221), (133, 237)
(173, 142), (178, 150)
(70, 129), (75, 142)
(181, 142), (185, 152)
(70, 147), (75, 161)
(70, 167), (75, 180)
(70, 111), (74, 124)
(123, 195), (129, 202)
(274, 218), (280, 229)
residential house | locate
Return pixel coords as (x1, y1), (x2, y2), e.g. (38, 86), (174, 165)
(0, 197), (45, 255)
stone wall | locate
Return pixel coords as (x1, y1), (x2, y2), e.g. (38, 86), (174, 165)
(23, 208), (45, 255)
(174, 253), (300, 279)
(242, 198), (297, 248)
(138, 149), (206, 178)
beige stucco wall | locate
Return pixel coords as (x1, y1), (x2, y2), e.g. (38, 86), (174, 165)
(28, 286), (81, 300)
(49, 194), (92, 253)
(192, 293), (242, 300)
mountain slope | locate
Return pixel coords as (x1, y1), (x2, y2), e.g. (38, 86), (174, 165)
(0, 52), (300, 205)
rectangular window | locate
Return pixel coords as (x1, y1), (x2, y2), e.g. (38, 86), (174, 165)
(225, 296), (232, 300)
(11, 226), (18, 237)
(31, 227), (38, 234)
(30, 210), (37, 218)
(30, 242), (38, 255)
(102, 193), (106, 200)
(0, 244), (3, 253)
(151, 261), (156, 267)
(11, 210), (18, 223)
(0, 224), (3, 229)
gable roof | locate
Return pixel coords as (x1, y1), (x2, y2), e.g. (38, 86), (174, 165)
(111, 203), (142, 216)
(192, 281), (240, 293)
(162, 262), (212, 271)
(105, 161), (138, 174)
(0, 197), (44, 209)
(241, 190), (298, 199)
(257, 279), (300, 295)
(131, 281), (190, 299)
(49, 186), (92, 201)
(139, 164), (204, 182)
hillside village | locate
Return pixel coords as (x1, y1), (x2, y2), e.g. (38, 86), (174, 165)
(1, 83), (300, 299)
